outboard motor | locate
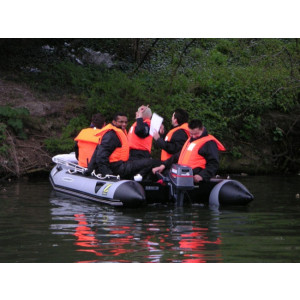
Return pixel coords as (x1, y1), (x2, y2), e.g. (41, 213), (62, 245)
(169, 164), (195, 205)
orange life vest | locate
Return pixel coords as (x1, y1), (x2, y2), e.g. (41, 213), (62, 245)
(161, 123), (190, 161)
(178, 135), (226, 169)
(74, 127), (103, 167)
(96, 124), (129, 162)
(127, 118), (153, 153)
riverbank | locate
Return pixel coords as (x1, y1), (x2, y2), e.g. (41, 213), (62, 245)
(0, 77), (281, 180)
(0, 78), (84, 179)
(1, 38), (299, 178)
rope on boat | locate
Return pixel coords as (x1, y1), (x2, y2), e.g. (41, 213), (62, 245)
(53, 157), (87, 174)
(53, 156), (120, 180)
(91, 170), (120, 181)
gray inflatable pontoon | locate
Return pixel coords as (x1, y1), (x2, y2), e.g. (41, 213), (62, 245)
(49, 153), (254, 208)
(50, 154), (146, 207)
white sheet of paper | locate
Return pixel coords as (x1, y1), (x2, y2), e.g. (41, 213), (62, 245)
(150, 113), (163, 136)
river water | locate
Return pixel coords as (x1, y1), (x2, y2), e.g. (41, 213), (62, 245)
(0, 175), (300, 264)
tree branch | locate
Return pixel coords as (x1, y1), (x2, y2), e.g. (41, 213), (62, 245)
(169, 39), (196, 92)
(131, 39), (159, 75)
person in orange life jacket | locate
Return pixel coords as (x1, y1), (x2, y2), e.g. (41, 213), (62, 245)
(127, 105), (153, 160)
(74, 113), (106, 167)
(113, 112), (128, 135)
(152, 119), (226, 183)
(86, 112), (161, 179)
(153, 108), (190, 161)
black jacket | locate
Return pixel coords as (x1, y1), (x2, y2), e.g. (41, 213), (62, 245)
(134, 117), (150, 137)
(155, 127), (189, 155)
(88, 129), (122, 175)
(87, 128), (160, 178)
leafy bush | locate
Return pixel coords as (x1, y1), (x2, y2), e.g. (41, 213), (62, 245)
(0, 106), (30, 139)
(1, 38), (299, 172)
(0, 123), (9, 155)
(19, 61), (102, 95)
(44, 115), (88, 153)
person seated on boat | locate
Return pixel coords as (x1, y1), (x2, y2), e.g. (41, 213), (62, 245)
(127, 105), (153, 160)
(86, 113), (161, 180)
(152, 119), (226, 183)
(153, 108), (190, 161)
(113, 112), (128, 135)
(74, 113), (106, 168)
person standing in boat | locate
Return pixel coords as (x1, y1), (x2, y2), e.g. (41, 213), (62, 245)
(152, 119), (226, 183)
(74, 113), (106, 168)
(127, 105), (153, 160)
(86, 112), (160, 179)
(153, 108), (190, 161)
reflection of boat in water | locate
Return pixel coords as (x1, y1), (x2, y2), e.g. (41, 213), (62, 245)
(50, 153), (254, 208)
(49, 195), (142, 263)
(49, 194), (224, 263)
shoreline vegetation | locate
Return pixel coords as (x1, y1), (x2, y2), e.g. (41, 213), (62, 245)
(0, 38), (299, 180)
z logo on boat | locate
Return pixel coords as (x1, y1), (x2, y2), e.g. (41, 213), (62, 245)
(102, 184), (113, 196)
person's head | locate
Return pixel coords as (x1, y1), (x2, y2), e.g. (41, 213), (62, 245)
(172, 108), (189, 126)
(112, 112), (128, 130)
(137, 105), (152, 120)
(188, 119), (204, 139)
(91, 113), (105, 129)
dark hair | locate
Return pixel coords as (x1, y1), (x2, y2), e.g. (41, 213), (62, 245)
(174, 108), (189, 125)
(188, 119), (203, 130)
(113, 112), (127, 121)
(91, 113), (105, 128)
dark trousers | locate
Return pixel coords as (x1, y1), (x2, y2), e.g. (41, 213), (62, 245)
(129, 149), (151, 160)
(111, 158), (161, 179)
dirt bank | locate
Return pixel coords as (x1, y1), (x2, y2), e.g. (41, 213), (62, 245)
(0, 79), (84, 179)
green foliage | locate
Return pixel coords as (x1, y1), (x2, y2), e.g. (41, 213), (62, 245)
(230, 146), (242, 159)
(44, 137), (75, 154)
(273, 127), (284, 142)
(20, 61), (102, 94)
(61, 115), (89, 138)
(87, 71), (144, 121)
(239, 115), (261, 141)
(81, 39), (299, 146)
(0, 123), (9, 155)
(1, 38), (299, 172)
(44, 115), (88, 153)
(0, 106), (30, 139)
(209, 49), (228, 65)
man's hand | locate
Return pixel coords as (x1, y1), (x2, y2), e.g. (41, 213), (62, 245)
(159, 124), (165, 135)
(136, 105), (149, 119)
(152, 165), (165, 174)
(136, 110), (142, 118)
(153, 130), (160, 141)
(193, 174), (203, 183)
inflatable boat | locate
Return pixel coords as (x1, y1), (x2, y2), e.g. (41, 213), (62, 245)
(49, 153), (254, 208)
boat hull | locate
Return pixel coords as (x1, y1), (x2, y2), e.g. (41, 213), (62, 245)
(140, 178), (253, 206)
(49, 154), (254, 208)
(50, 166), (146, 207)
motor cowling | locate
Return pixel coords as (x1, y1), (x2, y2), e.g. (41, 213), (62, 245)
(169, 164), (194, 190)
